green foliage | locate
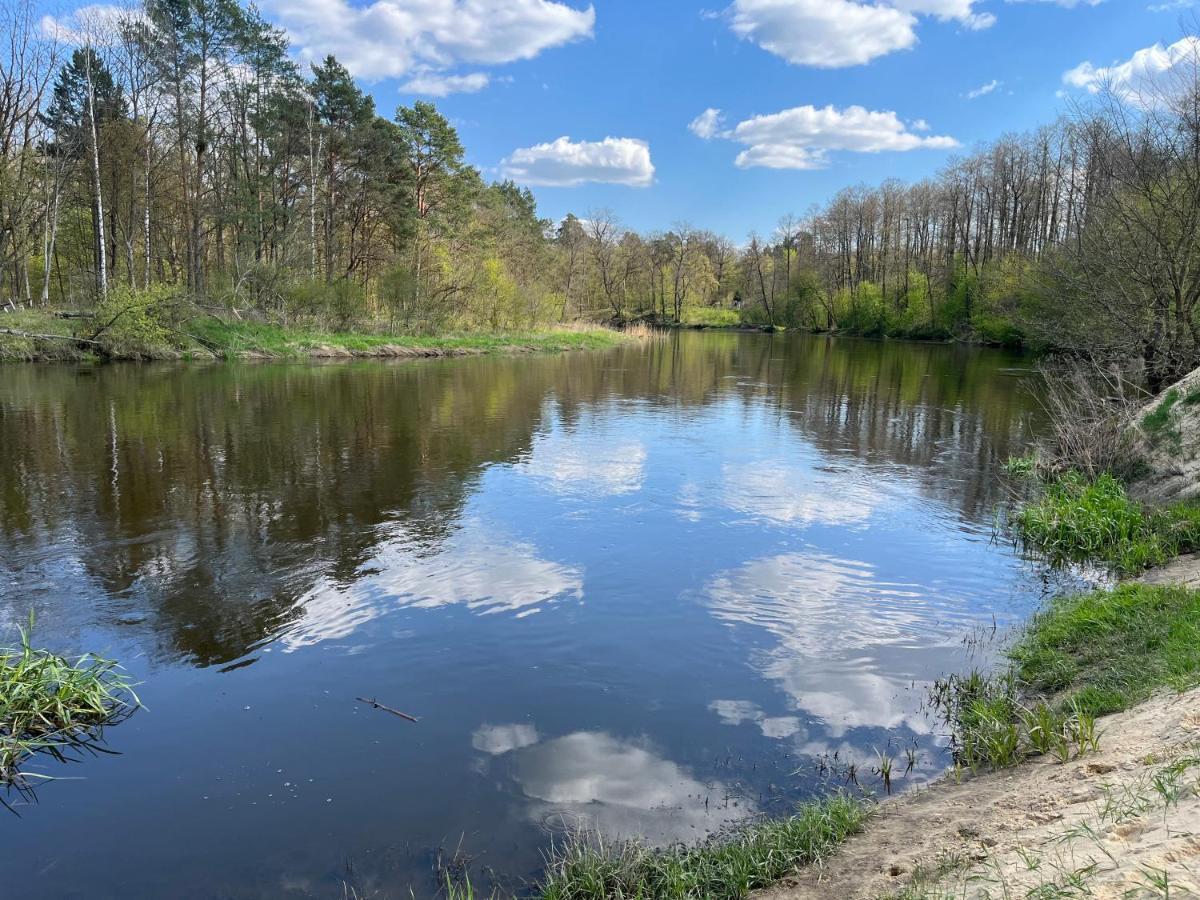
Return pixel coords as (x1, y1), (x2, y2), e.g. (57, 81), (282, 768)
(1003, 454), (1040, 478)
(681, 306), (742, 327)
(930, 668), (1102, 771)
(1141, 389), (1184, 453)
(1011, 472), (1200, 574)
(92, 284), (184, 357)
(837, 283), (891, 338)
(1, 615), (138, 790)
(189, 320), (630, 358)
(538, 794), (869, 899)
(1010, 583), (1200, 716)
(931, 580), (1200, 773)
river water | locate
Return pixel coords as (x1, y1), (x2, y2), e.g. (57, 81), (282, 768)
(1, 332), (1049, 897)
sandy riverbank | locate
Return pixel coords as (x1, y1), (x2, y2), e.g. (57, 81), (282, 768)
(758, 556), (1200, 900)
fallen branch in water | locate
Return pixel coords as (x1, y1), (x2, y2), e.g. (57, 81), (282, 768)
(0, 327), (103, 346)
(356, 696), (418, 723)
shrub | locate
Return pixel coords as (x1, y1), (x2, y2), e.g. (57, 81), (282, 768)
(682, 306), (742, 327)
(91, 284), (184, 357)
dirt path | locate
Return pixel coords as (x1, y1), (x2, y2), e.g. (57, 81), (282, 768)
(757, 687), (1200, 899)
(1138, 553), (1200, 590)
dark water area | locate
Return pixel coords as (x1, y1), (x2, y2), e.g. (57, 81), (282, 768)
(1, 332), (1050, 898)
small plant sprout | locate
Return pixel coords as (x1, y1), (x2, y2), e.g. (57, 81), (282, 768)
(875, 748), (895, 795)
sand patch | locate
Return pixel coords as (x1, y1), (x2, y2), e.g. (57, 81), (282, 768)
(757, 687), (1200, 899)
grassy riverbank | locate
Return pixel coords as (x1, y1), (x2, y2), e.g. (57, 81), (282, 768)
(764, 456), (1200, 899)
(0, 309), (633, 362)
(535, 795), (869, 900)
(1009, 471), (1200, 575)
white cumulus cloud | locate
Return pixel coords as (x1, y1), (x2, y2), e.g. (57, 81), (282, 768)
(965, 78), (1002, 99)
(1064, 36), (1200, 107)
(261, 0), (594, 81)
(708, 104), (957, 170)
(724, 0), (992, 69)
(501, 136), (655, 187)
(400, 71), (490, 96)
(689, 108), (727, 140)
(40, 4), (146, 45)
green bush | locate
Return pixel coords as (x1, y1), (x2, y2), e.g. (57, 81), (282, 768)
(681, 306), (742, 327)
(92, 284), (183, 356)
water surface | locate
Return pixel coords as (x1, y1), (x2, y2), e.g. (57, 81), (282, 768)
(1, 332), (1046, 897)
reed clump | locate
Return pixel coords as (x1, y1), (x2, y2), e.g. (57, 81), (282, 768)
(0, 618), (138, 791)
(1009, 471), (1200, 574)
(931, 669), (1101, 772)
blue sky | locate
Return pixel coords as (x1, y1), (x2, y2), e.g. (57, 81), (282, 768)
(52, 0), (1200, 236)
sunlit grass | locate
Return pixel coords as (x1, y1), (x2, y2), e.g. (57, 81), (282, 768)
(680, 307), (742, 328)
(0, 616), (139, 794)
(1010, 582), (1200, 716)
(537, 795), (869, 900)
(0, 309), (90, 361)
(187, 321), (631, 358)
(1010, 472), (1200, 574)
(930, 581), (1200, 774)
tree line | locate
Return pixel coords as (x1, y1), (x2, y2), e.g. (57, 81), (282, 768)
(2, 0), (1199, 384)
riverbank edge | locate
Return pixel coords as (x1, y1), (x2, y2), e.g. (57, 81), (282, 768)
(629, 316), (1027, 350)
(750, 555), (1200, 900)
(0, 316), (636, 363)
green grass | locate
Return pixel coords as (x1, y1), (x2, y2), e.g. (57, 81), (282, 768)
(190, 321), (630, 358)
(1010, 472), (1200, 574)
(0, 310), (631, 362)
(536, 794), (869, 900)
(0, 309), (94, 361)
(1141, 388), (1183, 452)
(0, 617), (138, 793)
(1010, 582), (1200, 717)
(930, 582), (1200, 772)
(928, 668), (1099, 772)
(679, 307), (743, 328)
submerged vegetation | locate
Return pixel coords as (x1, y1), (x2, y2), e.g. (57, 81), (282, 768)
(0, 620), (138, 796)
(536, 795), (870, 900)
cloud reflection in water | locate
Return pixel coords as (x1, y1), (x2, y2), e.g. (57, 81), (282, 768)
(475, 726), (753, 845)
(720, 464), (876, 527)
(281, 520), (582, 650)
(705, 551), (974, 737)
(519, 421), (647, 497)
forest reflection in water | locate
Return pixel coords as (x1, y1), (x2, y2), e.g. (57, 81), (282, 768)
(0, 332), (1047, 898)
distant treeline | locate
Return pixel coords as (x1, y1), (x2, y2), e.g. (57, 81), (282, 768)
(1, 0), (1199, 383)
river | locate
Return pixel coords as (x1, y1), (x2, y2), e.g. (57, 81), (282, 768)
(1, 331), (1050, 897)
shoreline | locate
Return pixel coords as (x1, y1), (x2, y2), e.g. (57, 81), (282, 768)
(0, 316), (635, 364)
(757, 683), (1200, 899)
(754, 553), (1200, 900)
